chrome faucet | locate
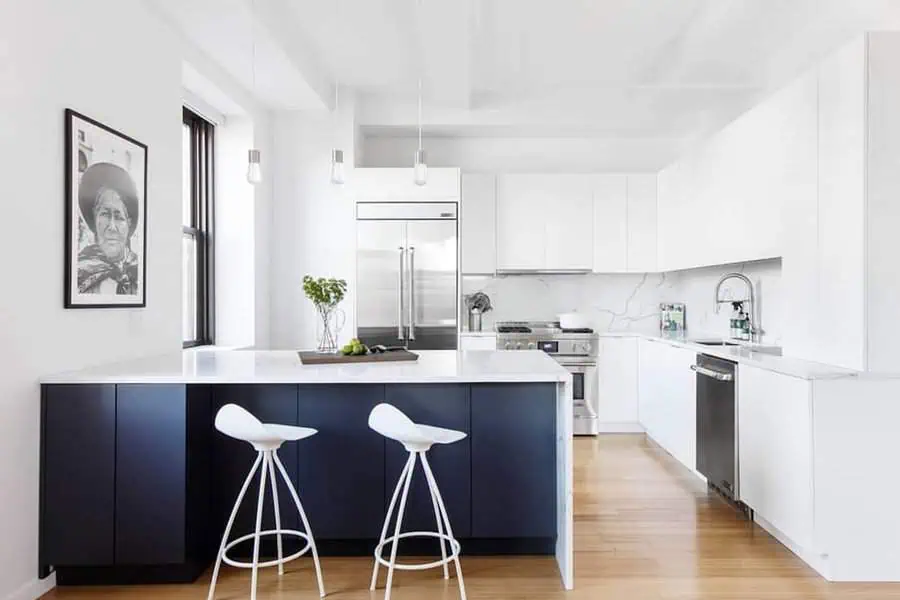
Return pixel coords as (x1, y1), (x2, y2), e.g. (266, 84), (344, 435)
(713, 272), (760, 343)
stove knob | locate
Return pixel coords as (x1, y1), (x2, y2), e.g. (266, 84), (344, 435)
(582, 342), (592, 354)
(504, 342), (513, 350)
(515, 342), (524, 350)
(527, 342), (537, 350)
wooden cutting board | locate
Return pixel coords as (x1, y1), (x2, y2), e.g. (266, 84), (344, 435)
(298, 350), (419, 365)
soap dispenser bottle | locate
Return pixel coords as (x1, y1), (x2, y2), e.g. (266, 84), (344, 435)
(729, 302), (741, 339)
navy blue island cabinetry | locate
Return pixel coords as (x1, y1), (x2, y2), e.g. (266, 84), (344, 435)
(39, 380), (559, 586)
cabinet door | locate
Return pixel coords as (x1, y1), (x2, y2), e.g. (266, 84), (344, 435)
(638, 341), (696, 471)
(471, 384), (556, 538)
(41, 384), (116, 567)
(626, 175), (657, 272)
(592, 175), (628, 273)
(739, 366), (813, 549)
(596, 337), (639, 425)
(461, 174), (496, 274)
(384, 384), (471, 537)
(545, 175), (594, 270)
(459, 334), (497, 351)
(350, 168), (460, 201)
(116, 384), (188, 565)
(211, 385), (299, 556)
(496, 174), (546, 270)
(665, 344), (698, 471)
(296, 385), (385, 538)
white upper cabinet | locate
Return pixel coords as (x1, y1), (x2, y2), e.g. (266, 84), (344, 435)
(350, 168), (460, 201)
(460, 174), (497, 275)
(656, 61), (816, 271)
(592, 175), (628, 273)
(545, 175), (594, 271)
(593, 174), (658, 273)
(496, 174), (549, 270)
(497, 174), (593, 271)
(626, 175), (658, 272)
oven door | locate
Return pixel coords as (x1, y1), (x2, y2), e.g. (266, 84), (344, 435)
(563, 362), (598, 436)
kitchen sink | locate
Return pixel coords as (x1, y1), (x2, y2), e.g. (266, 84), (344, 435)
(692, 340), (740, 347)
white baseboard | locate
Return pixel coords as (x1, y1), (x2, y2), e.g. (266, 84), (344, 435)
(4, 574), (55, 600)
(596, 422), (644, 433)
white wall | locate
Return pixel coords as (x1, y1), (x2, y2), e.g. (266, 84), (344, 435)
(216, 117), (257, 347)
(0, 1), (182, 599)
(361, 135), (674, 173)
(269, 98), (358, 349)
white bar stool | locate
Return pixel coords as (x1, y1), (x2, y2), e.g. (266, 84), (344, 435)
(208, 404), (326, 600)
(368, 403), (467, 600)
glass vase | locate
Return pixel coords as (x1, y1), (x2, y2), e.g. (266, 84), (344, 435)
(315, 306), (345, 353)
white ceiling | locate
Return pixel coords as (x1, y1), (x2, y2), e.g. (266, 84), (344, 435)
(149, 0), (900, 163)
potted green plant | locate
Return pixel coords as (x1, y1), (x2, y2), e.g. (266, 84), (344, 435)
(302, 275), (348, 353)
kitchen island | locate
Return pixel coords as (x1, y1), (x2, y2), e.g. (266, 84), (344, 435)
(39, 350), (573, 589)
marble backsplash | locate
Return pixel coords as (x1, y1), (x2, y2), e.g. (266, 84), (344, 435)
(462, 258), (783, 345)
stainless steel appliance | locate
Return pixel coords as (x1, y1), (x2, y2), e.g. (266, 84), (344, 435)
(356, 202), (458, 350)
(693, 353), (746, 509)
(496, 321), (599, 435)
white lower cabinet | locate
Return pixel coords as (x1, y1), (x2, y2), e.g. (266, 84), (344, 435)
(596, 337), (640, 430)
(738, 365), (815, 552)
(458, 333), (497, 351)
(637, 339), (697, 471)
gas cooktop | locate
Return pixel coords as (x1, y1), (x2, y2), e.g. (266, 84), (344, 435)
(495, 321), (594, 336)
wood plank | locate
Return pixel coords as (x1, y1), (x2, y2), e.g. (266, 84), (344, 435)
(298, 350), (419, 365)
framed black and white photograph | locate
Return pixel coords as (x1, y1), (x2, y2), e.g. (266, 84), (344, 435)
(65, 109), (148, 308)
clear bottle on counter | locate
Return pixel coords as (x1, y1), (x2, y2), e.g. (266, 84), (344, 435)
(730, 302), (742, 339)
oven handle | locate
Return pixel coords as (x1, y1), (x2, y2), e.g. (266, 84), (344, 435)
(690, 364), (734, 381)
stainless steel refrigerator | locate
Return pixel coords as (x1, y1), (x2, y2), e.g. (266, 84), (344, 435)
(356, 202), (458, 350)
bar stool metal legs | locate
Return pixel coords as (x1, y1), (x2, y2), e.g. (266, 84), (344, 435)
(208, 403), (326, 600)
(370, 450), (467, 600)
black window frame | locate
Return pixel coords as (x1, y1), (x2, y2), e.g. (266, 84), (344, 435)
(182, 107), (215, 348)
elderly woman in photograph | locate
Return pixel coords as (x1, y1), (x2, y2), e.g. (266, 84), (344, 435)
(77, 163), (140, 295)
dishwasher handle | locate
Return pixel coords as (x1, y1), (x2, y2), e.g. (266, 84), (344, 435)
(691, 364), (734, 382)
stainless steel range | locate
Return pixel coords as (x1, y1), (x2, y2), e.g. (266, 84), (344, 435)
(495, 321), (599, 436)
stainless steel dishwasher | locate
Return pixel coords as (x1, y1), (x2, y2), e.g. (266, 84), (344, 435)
(693, 354), (745, 508)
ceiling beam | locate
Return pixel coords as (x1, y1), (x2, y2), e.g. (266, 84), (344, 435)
(246, 0), (335, 110)
(141, 0), (264, 117)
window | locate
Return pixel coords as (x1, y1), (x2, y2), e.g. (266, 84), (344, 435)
(182, 107), (214, 347)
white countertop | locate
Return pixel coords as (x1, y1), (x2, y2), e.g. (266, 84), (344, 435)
(612, 332), (859, 380)
(458, 331), (497, 337)
(41, 349), (570, 385)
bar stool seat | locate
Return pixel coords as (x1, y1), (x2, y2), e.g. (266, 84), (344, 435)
(207, 404), (326, 600)
(368, 403), (467, 600)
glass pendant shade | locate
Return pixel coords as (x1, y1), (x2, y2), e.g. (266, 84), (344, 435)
(330, 149), (346, 185)
(413, 148), (427, 186)
(247, 149), (262, 184)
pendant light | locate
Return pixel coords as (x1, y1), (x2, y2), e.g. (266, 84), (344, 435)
(330, 84), (346, 185)
(413, 78), (427, 186)
(246, 0), (262, 185)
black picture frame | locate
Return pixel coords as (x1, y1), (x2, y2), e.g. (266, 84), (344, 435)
(64, 109), (148, 308)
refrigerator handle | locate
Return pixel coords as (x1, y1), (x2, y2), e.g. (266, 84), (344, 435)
(408, 246), (416, 341)
(397, 247), (405, 341)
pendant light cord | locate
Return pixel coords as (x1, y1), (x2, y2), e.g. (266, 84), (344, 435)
(251, 0), (257, 91)
(417, 78), (423, 151)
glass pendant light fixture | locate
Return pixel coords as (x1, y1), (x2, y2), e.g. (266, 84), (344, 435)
(247, 149), (262, 184)
(247, 0), (262, 185)
(413, 78), (427, 186)
(330, 84), (345, 185)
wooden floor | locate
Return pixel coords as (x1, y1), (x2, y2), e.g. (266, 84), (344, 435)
(42, 434), (900, 599)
